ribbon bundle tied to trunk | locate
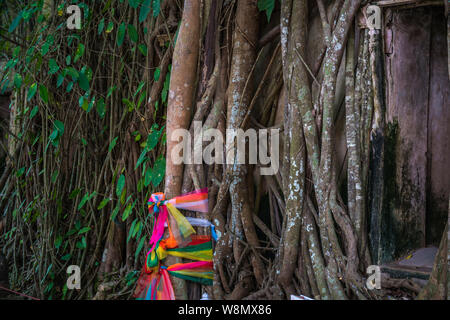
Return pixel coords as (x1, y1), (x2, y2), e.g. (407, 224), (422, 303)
(134, 261), (213, 300)
(147, 188), (209, 254)
(134, 188), (215, 300)
(146, 235), (213, 269)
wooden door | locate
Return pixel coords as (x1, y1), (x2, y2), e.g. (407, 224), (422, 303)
(382, 6), (449, 263)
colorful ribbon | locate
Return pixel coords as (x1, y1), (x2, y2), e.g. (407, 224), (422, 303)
(146, 235), (213, 269)
(134, 188), (214, 300)
(134, 266), (175, 300)
(162, 217), (218, 241)
(134, 261), (213, 300)
(165, 261), (213, 286)
(147, 188), (208, 254)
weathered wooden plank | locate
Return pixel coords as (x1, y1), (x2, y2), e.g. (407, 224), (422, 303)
(384, 8), (431, 262)
(447, 199), (449, 300)
(375, 0), (442, 7)
(375, 0), (419, 7)
(426, 9), (450, 245)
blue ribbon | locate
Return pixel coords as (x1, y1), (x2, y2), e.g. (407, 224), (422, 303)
(149, 198), (167, 214)
(210, 225), (218, 241)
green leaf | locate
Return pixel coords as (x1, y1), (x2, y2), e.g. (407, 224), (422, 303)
(122, 98), (135, 111)
(153, 67), (160, 81)
(39, 85), (49, 103)
(146, 126), (163, 151)
(69, 188), (81, 199)
(152, 0), (161, 17)
(74, 43), (85, 63)
(5, 58), (17, 70)
(42, 264), (53, 284)
(125, 270), (139, 286)
(14, 73), (22, 89)
(49, 130), (58, 144)
(16, 167), (25, 177)
(97, 198), (110, 210)
(56, 73), (64, 87)
(78, 72), (89, 91)
(27, 83), (37, 101)
(77, 192), (90, 210)
(107, 85), (116, 98)
(96, 97), (106, 118)
(161, 71), (170, 103)
(127, 219), (137, 242)
(78, 191), (96, 210)
(126, 227), (134, 244)
(79, 95), (88, 110)
(78, 227), (91, 235)
(135, 236), (146, 259)
(41, 43), (50, 56)
(86, 96), (95, 113)
(54, 120), (64, 134)
(117, 22), (126, 47)
(51, 170), (59, 183)
(83, 65), (93, 80)
(106, 21), (114, 33)
(116, 174), (125, 197)
(132, 221), (141, 238)
(122, 202), (133, 221)
(98, 18), (105, 34)
(22, 8), (34, 21)
(135, 149), (147, 170)
(37, 14), (45, 24)
(108, 137), (118, 153)
(111, 205), (120, 221)
(66, 81), (74, 92)
(152, 156), (165, 187)
(54, 235), (63, 249)
(139, 0), (151, 22)
(30, 105), (39, 119)
(137, 178), (143, 192)
(138, 44), (147, 56)
(257, 0), (275, 22)
(76, 237), (87, 249)
(61, 254), (71, 261)
(62, 284), (68, 299)
(120, 187), (127, 205)
(134, 81), (146, 97)
(66, 67), (79, 79)
(49, 59), (59, 75)
(9, 11), (23, 32)
(137, 91), (146, 109)
(12, 47), (20, 58)
(128, 0), (141, 8)
(127, 24), (138, 43)
(144, 166), (152, 187)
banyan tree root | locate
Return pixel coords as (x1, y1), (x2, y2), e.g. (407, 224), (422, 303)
(4, 0), (442, 301)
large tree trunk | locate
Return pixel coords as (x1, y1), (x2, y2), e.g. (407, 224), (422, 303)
(165, 0), (201, 299)
(225, 0), (264, 298)
(2, 0), (449, 301)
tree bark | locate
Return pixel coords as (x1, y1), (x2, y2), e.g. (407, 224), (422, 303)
(164, 0), (201, 300)
(226, 0), (265, 287)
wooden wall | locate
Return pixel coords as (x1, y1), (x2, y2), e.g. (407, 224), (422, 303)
(381, 6), (449, 263)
